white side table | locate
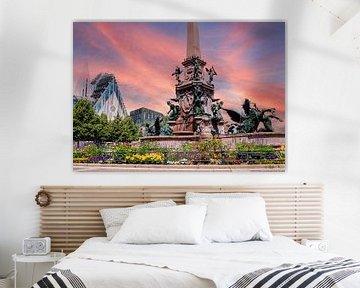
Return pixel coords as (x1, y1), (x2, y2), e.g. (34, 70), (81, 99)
(12, 252), (65, 288)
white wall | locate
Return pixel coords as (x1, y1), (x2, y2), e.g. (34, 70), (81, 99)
(1, 0), (360, 285)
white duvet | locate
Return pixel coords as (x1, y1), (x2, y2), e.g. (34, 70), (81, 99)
(54, 237), (360, 288)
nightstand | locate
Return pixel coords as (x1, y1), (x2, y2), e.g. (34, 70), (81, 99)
(301, 239), (328, 252)
(12, 252), (65, 288)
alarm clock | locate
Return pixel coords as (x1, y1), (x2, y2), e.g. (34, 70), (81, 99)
(301, 239), (328, 252)
(23, 237), (51, 255)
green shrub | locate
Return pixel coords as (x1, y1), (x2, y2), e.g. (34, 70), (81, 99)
(194, 139), (229, 164)
(236, 142), (276, 154)
(73, 150), (85, 158)
(111, 144), (135, 163)
(179, 142), (195, 152)
(137, 141), (164, 154)
(82, 145), (105, 158)
(235, 142), (283, 164)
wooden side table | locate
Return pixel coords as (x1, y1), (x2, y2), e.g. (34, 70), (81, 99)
(12, 252), (65, 288)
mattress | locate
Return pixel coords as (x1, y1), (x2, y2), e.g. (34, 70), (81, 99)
(35, 236), (360, 288)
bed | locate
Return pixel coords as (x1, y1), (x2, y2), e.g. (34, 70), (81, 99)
(33, 236), (360, 288)
(33, 185), (360, 288)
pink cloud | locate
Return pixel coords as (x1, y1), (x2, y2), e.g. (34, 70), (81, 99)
(74, 22), (285, 132)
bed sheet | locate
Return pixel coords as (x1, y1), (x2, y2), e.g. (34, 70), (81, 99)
(55, 257), (214, 288)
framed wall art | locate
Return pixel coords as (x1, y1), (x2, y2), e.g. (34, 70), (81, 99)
(73, 21), (285, 172)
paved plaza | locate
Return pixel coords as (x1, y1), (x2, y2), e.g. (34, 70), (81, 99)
(74, 163), (285, 172)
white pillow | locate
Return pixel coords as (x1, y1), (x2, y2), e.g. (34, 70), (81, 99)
(111, 205), (207, 244)
(100, 200), (176, 240)
(186, 192), (259, 204)
(202, 197), (272, 243)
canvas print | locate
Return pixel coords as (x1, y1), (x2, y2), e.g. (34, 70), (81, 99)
(73, 22), (285, 171)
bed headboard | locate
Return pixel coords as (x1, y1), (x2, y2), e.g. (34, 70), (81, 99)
(39, 184), (323, 253)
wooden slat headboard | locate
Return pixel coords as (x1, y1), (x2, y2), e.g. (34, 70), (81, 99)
(39, 184), (323, 253)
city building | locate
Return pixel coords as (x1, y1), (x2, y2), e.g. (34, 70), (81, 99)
(130, 107), (164, 127)
(90, 73), (127, 120)
(73, 73), (127, 120)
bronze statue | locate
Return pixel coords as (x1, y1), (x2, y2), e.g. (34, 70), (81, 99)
(205, 66), (217, 85)
(193, 84), (205, 116)
(193, 94), (205, 116)
(145, 123), (155, 136)
(171, 66), (183, 84)
(224, 98), (282, 134)
(257, 108), (282, 132)
(239, 101), (259, 133)
(167, 101), (180, 121)
(211, 101), (223, 135)
(192, 57), (201, 81)
(193, 84), (202, 97)
(211, 101), (223, 122)
(223, 98), (256, 133)
(154, 117), (161, 136)
(195, 122), (202, 134)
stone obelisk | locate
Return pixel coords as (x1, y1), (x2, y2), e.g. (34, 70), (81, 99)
(168, 22), (222, 136)
(187, 22), (201, 58)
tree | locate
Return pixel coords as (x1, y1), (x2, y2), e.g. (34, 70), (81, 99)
(73, 99), (139, 144)
(73, 99), (97, 143)
(118, 116), (140, 142)
(109, 116), (140, 142)
(93, 114), (110, 144)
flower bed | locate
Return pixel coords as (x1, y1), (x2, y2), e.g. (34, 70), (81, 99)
(73, 141), (285, 165)
(125, 153), (163, 164)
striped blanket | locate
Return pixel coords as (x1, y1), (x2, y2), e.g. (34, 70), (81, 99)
(230, 258), (360, 288)
(32, 268), (86, 288)
(32, 258), (360, 288)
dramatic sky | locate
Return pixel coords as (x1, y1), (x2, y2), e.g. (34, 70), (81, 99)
(74, 22), (285, 131)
